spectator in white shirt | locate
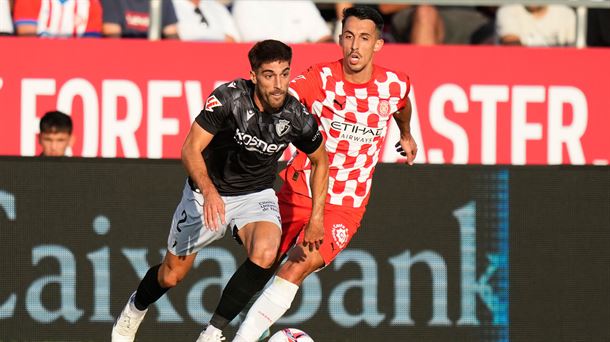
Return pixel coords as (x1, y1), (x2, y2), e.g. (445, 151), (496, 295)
(173, 0), (240, 42)
(231, 0), (332, 43)
(0, 0), (13, 35)
(496, 5), (576, 47)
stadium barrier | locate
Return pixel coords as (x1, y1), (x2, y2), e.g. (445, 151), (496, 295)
(1, 37), (610, 165)
(0, 157), (607, 341)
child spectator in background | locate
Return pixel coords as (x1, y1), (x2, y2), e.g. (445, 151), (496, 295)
(38, 111), (74, 157)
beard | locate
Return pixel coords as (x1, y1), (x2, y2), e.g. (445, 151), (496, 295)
(257, 87), (286, 112)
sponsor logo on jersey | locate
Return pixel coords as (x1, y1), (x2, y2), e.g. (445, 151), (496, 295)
(377, 100), (391, 117)
(332, 223), (349, 249)
(246, 109), (255, 121)
(275, 119), (291, 137)
(228, 81), (237, 88)
(234, 128), (286, 155)
(204, 95), (222, 112)
(330, 121), (383, 144)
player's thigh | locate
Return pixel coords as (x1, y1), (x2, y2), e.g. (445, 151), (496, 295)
(238, 221), (282, 258)
(229, 188), (282, 249)
(316, 205), (364, 266)
(167, 181), (226, 257)
(277, 244), (325, 285)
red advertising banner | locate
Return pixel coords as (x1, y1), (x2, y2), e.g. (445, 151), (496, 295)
(1, 37), (608, 164)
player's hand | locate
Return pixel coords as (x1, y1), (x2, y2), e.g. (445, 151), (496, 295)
(395, 133), (418, 165)
(202, 188), (226, 231)
(302, 215), (324, 252)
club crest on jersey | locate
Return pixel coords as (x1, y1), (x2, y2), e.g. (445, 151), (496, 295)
(275, 119), (291, 137)
(377, 100), (391, 117)
(332, 223), (349, 249)
(204, 95), (222, 112)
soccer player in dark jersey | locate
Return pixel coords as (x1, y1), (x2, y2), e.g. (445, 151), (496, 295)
(233, 7), (418, 341)
(111, 40), (329, 342)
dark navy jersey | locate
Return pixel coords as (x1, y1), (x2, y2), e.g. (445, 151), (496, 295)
(194, 78), (323, 196)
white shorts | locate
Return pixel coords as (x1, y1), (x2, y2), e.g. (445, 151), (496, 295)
(167, 181), (281, 256)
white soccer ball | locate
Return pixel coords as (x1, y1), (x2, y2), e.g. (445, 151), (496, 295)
(268, 328), (314, 342)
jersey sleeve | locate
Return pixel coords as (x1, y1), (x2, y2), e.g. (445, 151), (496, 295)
(13, 0), (41, 28)
(195, 85), (232, 135)
(162, 0), (178, 27)
(100, 0), (121, 24)
(289, 65), (322, 113)
(396, 74), (411, 111)
(84, 0), (103, 37)
(292, 108), (323, 155)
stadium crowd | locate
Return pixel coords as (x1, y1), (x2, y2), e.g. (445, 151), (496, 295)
(0, 0), (609, 47)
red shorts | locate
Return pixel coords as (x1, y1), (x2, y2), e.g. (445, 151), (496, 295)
(277, 185), (365, 266)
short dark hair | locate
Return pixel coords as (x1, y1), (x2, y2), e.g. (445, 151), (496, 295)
(342, 6), (384, 37)
(248, 39), (292, 71)
(40, 111), (73, 134)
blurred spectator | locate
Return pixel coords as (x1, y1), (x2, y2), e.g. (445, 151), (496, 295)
(101, 0), (178, 39)
(336, 2), (493, 45)
(0, 0), (13, 35)
(172, 0), (239, 42)
(587, 8), (610, 47)
(38, 111), (74, 157)
(231, 0), (332, 43)
(496, 5), (576, 47)
(392, 5), (494, 45)
(13, 0), (102, 37)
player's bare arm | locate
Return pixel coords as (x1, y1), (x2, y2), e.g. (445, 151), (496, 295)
(393, 97), (418, 165)
(181, 122), (226, 230)
(303, 143), (329, 251)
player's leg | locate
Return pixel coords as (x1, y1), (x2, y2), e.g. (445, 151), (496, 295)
(112, 181), (224, 342)
(232, 191), (309, 341)
(112, 251), (198, 342)
(233, 204), (363, 342)
(198, 189), (282, 341)
(233, 245), (324, 342)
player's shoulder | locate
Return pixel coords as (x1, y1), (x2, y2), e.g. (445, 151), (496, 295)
(283, 95), (313, 120)
(298, 59), (340, 77)
(204, 79), (250, 112)
(374, 64), (410, 83)
(213, 78), (251, 102)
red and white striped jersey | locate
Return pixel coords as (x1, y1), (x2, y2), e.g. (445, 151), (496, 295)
(288, 59), (410, 208)
(13, 0), (102, 37)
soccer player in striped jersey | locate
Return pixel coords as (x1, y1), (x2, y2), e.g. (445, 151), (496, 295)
(233, 6), (418, 341)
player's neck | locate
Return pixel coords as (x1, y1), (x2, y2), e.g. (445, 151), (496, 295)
(342, 64), (374, 85)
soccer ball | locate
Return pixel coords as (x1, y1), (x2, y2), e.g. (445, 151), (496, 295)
(268, 328), (314, 342)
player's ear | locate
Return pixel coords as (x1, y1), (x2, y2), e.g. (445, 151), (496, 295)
(250, 70), (257, 84)
(69, 133), (76, 147)
(374, 38), (384, 52)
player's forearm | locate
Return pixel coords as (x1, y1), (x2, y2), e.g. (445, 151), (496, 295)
(393, 99), (413, 139)
(308, 153), (329, 221)
(181, 144), (216, 196)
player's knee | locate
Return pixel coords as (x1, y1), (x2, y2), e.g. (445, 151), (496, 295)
(248, 245), (278, 269)
(279, 253), (321, 285)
